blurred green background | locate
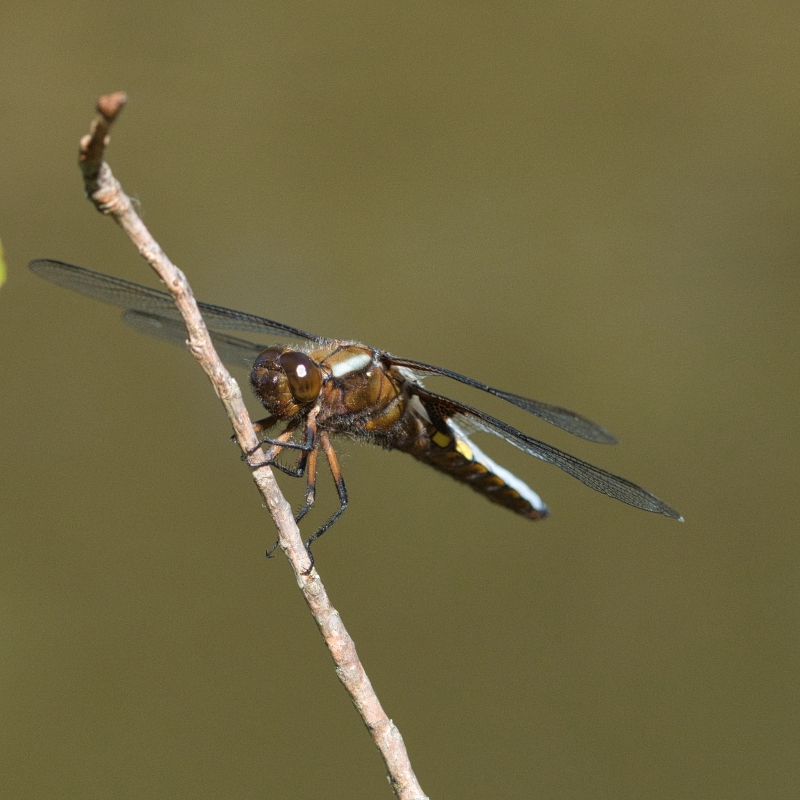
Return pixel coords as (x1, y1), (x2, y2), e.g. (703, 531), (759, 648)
(1, 2), (798, 798)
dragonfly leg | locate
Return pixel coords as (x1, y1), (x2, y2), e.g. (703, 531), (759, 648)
(290, 414), (320, 524)
(265, 416), (319, 561)
(252, 415), (279, 435)
(247, 424), (298, 474)
(233, 415), (278, 454)
(266, 538), (281, 559)
(245, 420), (315, 478)
(302, 431), (348, 574)
(257, 437), (313, 452)
(294, 439), (319, 525)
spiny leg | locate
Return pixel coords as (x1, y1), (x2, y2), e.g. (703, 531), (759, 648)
(237, 415), (283, 458)
(302, 431), (348, 573)
(234, 415), (279, 456)
(262, 424), (302, 561)
(266, 415), (318, 559)
(294, 437), (319, 525)
(247, 419), (315, 478)
(252, 415), (279, 436)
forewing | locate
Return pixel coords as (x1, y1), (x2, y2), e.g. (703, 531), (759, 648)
(30, 259), (325, 343)
(123, 311), (266, 368)
(416, 387), (682, 519)
(389, 355), (617, 443)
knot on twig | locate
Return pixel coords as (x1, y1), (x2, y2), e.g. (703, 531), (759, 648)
(91, 176), (129, 216)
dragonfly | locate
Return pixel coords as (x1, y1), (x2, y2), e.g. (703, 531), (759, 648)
(30, 259), (682, 565)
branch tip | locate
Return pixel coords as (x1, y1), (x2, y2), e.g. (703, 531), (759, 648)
(80, 91), (128, 189)
(97, 92), (127, 120)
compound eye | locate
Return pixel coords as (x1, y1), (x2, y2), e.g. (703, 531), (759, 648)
(279, 351), (322, 403)
(253, 346), (284, 372)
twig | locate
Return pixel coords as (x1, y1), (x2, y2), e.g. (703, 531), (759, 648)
(78, 92), (428, 800)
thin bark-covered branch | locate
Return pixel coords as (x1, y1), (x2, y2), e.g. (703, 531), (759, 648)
(78, 92), (427, 800)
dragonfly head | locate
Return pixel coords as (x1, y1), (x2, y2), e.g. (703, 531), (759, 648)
(251, 346), (323, 418)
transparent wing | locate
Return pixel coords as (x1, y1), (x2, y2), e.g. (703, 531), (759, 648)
(123, 311), (266, 368)
(417, 387), (682, 519)
(30, 259), (327, 343)
(390, 355), (617, 444)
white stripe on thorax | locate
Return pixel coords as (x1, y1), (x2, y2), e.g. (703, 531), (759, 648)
(330, 352), (372, 377)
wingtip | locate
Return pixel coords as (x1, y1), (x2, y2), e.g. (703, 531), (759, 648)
(597, 430), (619, 445)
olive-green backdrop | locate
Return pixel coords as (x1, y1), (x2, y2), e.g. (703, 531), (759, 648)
(1, 2), (797, 798)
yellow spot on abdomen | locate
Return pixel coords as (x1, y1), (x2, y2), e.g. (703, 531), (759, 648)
(432, 431), (452, 448)
(455, 438), (473, 461)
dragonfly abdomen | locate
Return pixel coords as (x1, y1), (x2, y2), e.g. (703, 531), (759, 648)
(402, 423), (549, 520)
